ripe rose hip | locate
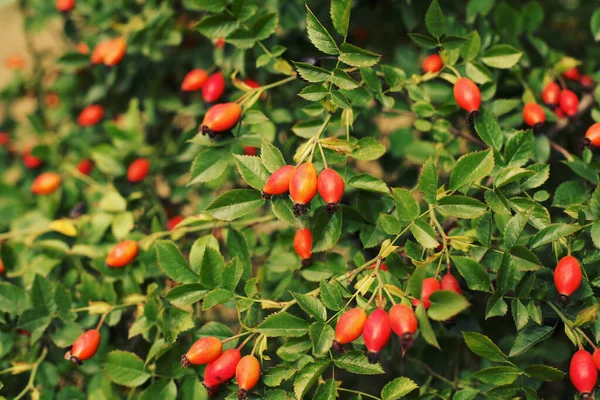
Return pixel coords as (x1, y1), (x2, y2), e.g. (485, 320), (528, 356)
(440, 273), (461, 295)
(77, 159), (93, 175)
(390, 304), (418, 354)
(554, 106), (565, 119)
(22, 150), (42, 169)
(106, 240), (139, 268)
(368, 262), (388, 271)
(56, 0), (75, 12)
(594, 348), (600, 371)
(333, 308), (367, 351)
(5, 55), (25, 70)
(0, 259), (4, 274)
(236, 355), (261, 400)
(78, 104), (104, 127)
(559, 89), (579, 117)
(522, 103), (546, 130)
(262, 165), (296, 199)
(200, 102), (243, 138)
(563, 67), (580, 81)
(91, 40), (111, 64)
(542, 81), (561, 105)
(317, 168), (344, 214)
(104, 38), (127, 66)
(362, 308), (392, 363)
(203, 349), (241, 396)
(181, 69), (208, 92)
(181, 336), (222, 367)
(289, 162), (318, 217)
(583, 122), (600, 148)
(244, 78), (260, 89)
(77, 42), (89, 55)
(214, 38), (225, 49)
(412, 277), (440, 310)
(127, 158), (150, 182)
(167, 216), (185, 231)
(580, 74), (595, 89)
(453, 77), (481, 122)
(0, 132), (9, 146)
(243, 146), (258, 156)
(421, 54), (443, 73)
(202, 72), (226, 103)
(570, 350), (597, 398)
(294, 228), (312, 266)
(554, 255), (582, 303)
(65, 329), (100, 365)
(31, 172), (62, 195)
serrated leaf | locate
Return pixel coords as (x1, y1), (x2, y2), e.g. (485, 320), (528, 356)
(261, 140), (286, 173)
(437, 196), (487, 219)
(381, 377), (418, 399)
(449, 150), (494, 192)
(530, 223), (581, 248)
(334, 350), (384, 375)
(103, 350), (151, 387)
(312, 210), (342, 252)
(419, 158), (437, 205)
(428, 290), (470, 321)
(339, 43), (381, 67)
(524, 365), (565, 382)
(474, 107), (504, 151)
(204, 189), (264, 221)
(305, 5), (339, 55)
(293, 292), (327, 321)
(462, 332), (510, 363)
(257, 312), (309, 337)
(416, 303), (440, 348)
(330, 0), (351, 37)
(410, 219), (439, 249)
(309, 322), (335, 356)
(293, 62), (331, 83)
(294, 359), (330, 399)
(481, 45), (523, 69)
(508, 325), (554, 357)
(155, 241), (198, 284)
(452, 256), (490, 291)
(425, 0), (445, 39)
(233, 155), (269, 190)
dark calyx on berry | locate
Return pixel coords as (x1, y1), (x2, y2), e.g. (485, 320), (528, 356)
(238, 389), (249, 400)
(367, 351), (380, 364)
(466, 110), (479, 124)
(557, 293), (570, 305)
(399, 332), (414, 354)
(261, 190), (272, 200)
(533, 122), (544, 133)
(302, 258), (312, 267)
(202, 382), (218, 397)
(332, 340), (345, 352)
(581, 137), (592, 148)
(64, 350), (83, 366)
(325, 202), (339, 214)
(200, 125), (217, 139)
(293, 202), (308, 217)
(181, 354), (190, 368)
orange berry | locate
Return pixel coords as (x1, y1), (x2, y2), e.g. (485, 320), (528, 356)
(106, 240), (139, 268)
(31, 172), (61, 195)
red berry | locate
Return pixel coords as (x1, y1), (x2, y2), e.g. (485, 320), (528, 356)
(65, 329), (100, 365)
(416, 277), (440, 310)
(77, 159), (94, 175)
(570, 350), (597, 397)
(294, 228), (312, 265)
(214, 38), (225, 49)
(243, 146), (258, 156)
(0, 132), (9, 146)
(389, 304), (418, 353)
(167, 216), (185, 231)
(181, 336), (222, 367)
(45, 92), (60, 108)
(289, 162), (318, 216)
(127, 158), (150, 182)
(554, 106), (565, 119)
(262, 165), (296, 199)
(563, 67), (580, 81)
(368, 262), (388, 271)
(0, 259), (5, 274)
(106, 240), (139, 268)
(78, 105), (104, 127)
(203, 349), (242, 396)
(594, 349), (600, 371)
(5, 55), (25, 70)
(362, 308), (392, 363)
(454, 77), (481, 117)
(422, 54), (443, 73)
(22, 150), (42, 169)
(236, 355), (261, 400)
(542, 82), (561, 105)
(104, 38), (127, 66)
(580, 74), (595, 88)
(440, 273), (461, 295)
(202, 72), (225, 103)
(181, 69), (208, 92)
(77, 42), (89, 55)
(559, 89), (579, 117)
(56, 0), (75, 12)
(91, 40), (110, 64)
(522, 103), (546, 128)
(554, 255), (582, 302)
(31, 172), (61, 195)
(244, 78), (260, 89)
(584, 122), (600, 148)
(334, 308), (367, 350)
(317, 168), (344, 214)
(200, 102), (242, 138)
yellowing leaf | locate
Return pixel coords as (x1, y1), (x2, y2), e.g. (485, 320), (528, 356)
(49, 220), (77, 237)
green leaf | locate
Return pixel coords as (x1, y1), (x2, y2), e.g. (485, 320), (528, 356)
(441, 35), (467, 50)
(504, 208), (532, 249)
(462, 332), (510, 363)
(305, 5), (339, 55)
(425, 0), (445, 39)
(184, 0), (225, 12)
(271, 197), (299, 227)
(199, 247), (225, 289)
(334, 350), (384, 375)
(188, 148), (229, 185)
(0, 282), (28, 314)
(298, 85), (329, 101)
(428, 290), (470, 321)
(591, 9), (600, 41)
(418, 158), (438, 205)
(155, 241), (198, 284)
(522, 1), (544, 33)
(309, 322), (335, 356)
(99, 191), (127, 213)
(293, 292), (327, 321)
(449, 150), (494, 192)
(552, 181), (591, 208)
(474, 107), (504, 151)
(437, 196), (487, 219)
(320, 280), (344, 310)
(257, 312), (310, 337)
(339, 43), (381, 67)
(510, 246), (543, 272)
(508, 325), (554, 357)
(294, 360), (330, 399)
(524, 365), (565, 382)
(530, 223), (581, 248)
(204, 189), (264, 221)
(495, 167), (535, 188)
(263, 365), (296, 387)
(196, 14), (238, 39)
(416, 304), (440, 349)
(348, 174), (390, 195)
(330, 68), (359, 90)
(352, 137), (386, 161)
(103, 351), (151, 387)
(408, 33), (438, 49)
(31, 274), (56, 314)
(481, 45), (523, 69)
(466, 61), (493, 84)
(260, 140), (286, 173)
(252, 12), (278, 40)
(381, 377), (418, 399)
(202, 288), (233, 310)
(474, 366), (522, 385)
(18, 308), (51, 343)
(410, 219), (439, 249)
(511, 298), (529, 331)
(293, 62), (331, 83)
(312, 210), (343, 252)
(233, 155), (270, 190)
(330, 0), (351, 38)
(165, 284), (207, 306)
(452, 256), (491, 291)
(393, 188), (419, 222)
(460, 31), (481, 61)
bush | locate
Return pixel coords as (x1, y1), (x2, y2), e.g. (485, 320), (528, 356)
(2, 0), (600, 399)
